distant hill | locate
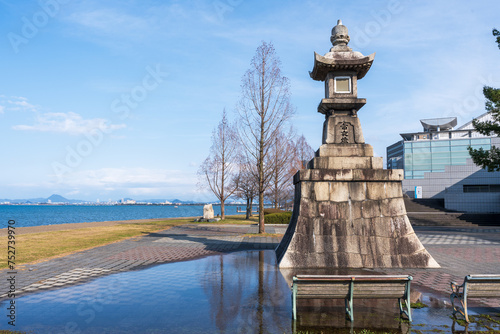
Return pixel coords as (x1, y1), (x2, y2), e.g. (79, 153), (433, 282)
(0, 194), (84, 204)
(47, 194), (69, 203)
(168, 199), (198, 204)
(46, 194), (84, 204)
(0, 197), (48, 204)
(142, 199), (170, 204)
(142, 199), (200, 204)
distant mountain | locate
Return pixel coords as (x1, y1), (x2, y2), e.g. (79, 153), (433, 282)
(27, 197), (48, 203)
(45, 194), (85, 204)
(0, 194), (84, 204)
(0, 197), (47, 204)
(142, 199), (170, 204)
(168, 199), (198, 204)
(47, 194), (69, 202)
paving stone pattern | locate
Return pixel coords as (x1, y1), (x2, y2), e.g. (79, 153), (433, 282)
(20, 263), (206, 306)
(418, 234), (497, 245)
(0, 224), (285, 300)
(396, 226), (500, 308)
(1, 223), (499, 311)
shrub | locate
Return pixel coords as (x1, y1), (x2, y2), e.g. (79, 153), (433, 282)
(264, 212), (292, 224)
(263, 208), (285, 215)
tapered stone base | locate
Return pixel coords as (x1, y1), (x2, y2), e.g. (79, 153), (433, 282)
(276, 144), (439, 269)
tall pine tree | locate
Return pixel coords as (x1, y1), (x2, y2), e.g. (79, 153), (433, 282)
(468, 28), (500, 171)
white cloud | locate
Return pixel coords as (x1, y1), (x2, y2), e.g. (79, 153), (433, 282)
(0, 105), (4, 114)
(64, 3), (193, 43)
(68, 8), (150, 36)
(8, 99), (35, 109)
(52, 167), (197, 198)
(13, 112), (126, 135)
(1, 96), (36, 112)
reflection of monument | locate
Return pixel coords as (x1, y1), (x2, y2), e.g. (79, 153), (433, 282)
(276, 20), (439, 269)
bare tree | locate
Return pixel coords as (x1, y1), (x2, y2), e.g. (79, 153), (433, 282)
(293, 134), (315, 170)
(232, 159), (258, 219)
(265, 129), (297, 209)
(265, 133), (315, 210)
(237, 41), (294, 233)
(198, 109), (239, 219)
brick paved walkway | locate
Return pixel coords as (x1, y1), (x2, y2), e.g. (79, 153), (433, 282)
(1, 223), (499, 311)
(395, 226), (500, 308)
(0, 224), (286, 300)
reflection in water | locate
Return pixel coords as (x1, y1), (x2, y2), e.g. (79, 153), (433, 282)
(200, 252), (411, 333)
(202, 254), (242, 332)
(280, 267), (411, 333)
(200, 251), (290, 334)
(2, 251), (291, 334)
(1, 250), (497, 333)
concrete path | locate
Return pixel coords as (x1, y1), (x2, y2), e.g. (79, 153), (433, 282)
(1, 223), (500, 310)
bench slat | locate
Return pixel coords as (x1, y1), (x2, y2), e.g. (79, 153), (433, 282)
(296, 281), (406, 288)
(297, 293), (405, 298)
(295, 288), (406, 293)
(469, 286), (500, 290)
(296, 284), (406, 290)
(296, 283), (406, 288)
(295, 283), (407, 288)
(467, 283), (500, 287)
(467, 291), (500, 297)
(467, 292), (500, 296)
(295, 275), (410, 282)
(467, 275), (500, 280)
(297, 294), (348, 299)
(467, 285), (500, 292)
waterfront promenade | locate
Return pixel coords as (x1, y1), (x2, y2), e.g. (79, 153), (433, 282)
(1, 221), (500, 310)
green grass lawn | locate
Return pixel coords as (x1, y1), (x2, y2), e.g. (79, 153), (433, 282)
(2, 215), (258, 270)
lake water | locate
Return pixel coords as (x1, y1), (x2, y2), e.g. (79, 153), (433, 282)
(1, 251), (496, 333)
(0, 204), (244, 228)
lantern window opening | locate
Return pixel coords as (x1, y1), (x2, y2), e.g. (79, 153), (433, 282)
(334, 76), (351, 93)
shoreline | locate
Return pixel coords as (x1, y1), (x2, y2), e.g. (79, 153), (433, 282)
(0, 217), (198, 236)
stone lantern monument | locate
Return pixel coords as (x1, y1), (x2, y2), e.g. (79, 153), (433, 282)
(275, 20), (439, 269)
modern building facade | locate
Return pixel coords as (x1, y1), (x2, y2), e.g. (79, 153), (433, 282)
(387, 112), (500, 213)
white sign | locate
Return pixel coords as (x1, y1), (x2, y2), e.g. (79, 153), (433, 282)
(415, 186), (423, 199)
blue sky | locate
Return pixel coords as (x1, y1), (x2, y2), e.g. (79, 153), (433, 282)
(1, 0), (499, 202)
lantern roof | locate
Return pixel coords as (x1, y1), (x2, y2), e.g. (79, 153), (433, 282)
(310, 20), (375, 81)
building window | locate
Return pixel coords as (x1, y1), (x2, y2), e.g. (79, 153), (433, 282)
(401, 138), (493, 179)
(463, 185), (500, 193)
(334, 76), (351, 93)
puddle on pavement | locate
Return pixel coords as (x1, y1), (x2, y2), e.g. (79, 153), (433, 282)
(1, 250), (499, 333)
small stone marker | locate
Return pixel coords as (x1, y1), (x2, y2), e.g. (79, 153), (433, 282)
(203, 204), (215, 219)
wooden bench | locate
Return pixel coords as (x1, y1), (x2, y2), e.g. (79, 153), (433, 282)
(291, 275), (412, 322)
(450, 274), (500, 323)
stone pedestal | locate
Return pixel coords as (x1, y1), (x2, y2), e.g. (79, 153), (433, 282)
(276, 142), (439, 268)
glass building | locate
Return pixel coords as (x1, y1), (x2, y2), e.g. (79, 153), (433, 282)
(401, 137), (491, 179)
(386, 113), (500, 213)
